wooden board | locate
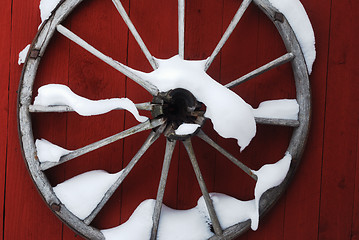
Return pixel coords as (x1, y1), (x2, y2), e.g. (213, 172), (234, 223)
(121, 0), (179, 223)
(1, 0), (359, 239)
(4, 0), (63, 239)
(318, 0), (359, 239)
(282, 0), (331, 239)
(0, 0), (12, 237)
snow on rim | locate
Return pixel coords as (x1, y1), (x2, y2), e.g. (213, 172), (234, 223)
(39, 0), (61, 24)
(268, 0), (316, 74)
(101, 154), (292, 238)
(18, 44), (30, 65)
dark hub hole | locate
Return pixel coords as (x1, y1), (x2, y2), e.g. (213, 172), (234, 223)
(163, 88), (197, 127)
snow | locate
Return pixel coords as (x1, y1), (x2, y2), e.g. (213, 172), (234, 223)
(251, 152), (292, 230)
(39, 0), (61, 24)
(18, 44), (30, 65)
(209, 193), (256, 230)
(268, 0), (316, 74)
(102, 199), (213, 240)
(102, 154), (292, 239)
(34, 84), (148, 122)
(175, 123), (201, 135)
(35, 139), (71, 163)
(156, 203), (214, 239)
(253, 99), (299, 120)
(137, 56), (256, 150)
(102, 200), (155, 240)
(53, 170), (123, 220)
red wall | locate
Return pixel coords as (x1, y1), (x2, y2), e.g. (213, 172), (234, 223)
(0, 0), (358, 239)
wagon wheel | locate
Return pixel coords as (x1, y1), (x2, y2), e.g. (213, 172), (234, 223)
(18, 0), (311, 239)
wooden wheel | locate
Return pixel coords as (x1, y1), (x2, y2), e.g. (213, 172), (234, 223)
(18, 0), (312, 239)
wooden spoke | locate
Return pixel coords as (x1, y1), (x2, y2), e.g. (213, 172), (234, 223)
(225, 52), (295, 88)
(112, 0), (158, 69)
(29, 105), (73, 113)
(197, 130), (257, 181)
(56, 24), (158, 96)
(182, 139), (223, 237)
(40, 118), (165, 171)
(29, 102), (157, 113)
(255, 117), (300, 127)
(204, 0), (252, 71)
(178, 0), (185, 58)
(84, 126), (165, 225)
(150, 139), (176, 240)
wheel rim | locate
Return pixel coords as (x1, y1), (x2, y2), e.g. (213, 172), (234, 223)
(18, 0), (311, 239)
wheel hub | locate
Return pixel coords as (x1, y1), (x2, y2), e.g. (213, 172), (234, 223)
(152, 88), (205, 140)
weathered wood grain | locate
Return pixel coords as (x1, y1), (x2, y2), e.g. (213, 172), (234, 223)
(318, 0), (359, 239)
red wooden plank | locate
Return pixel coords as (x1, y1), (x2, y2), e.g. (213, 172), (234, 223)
(59, 0), (130, 237)
(214, 4), (258, 239)
(4, 0), (64, 239)
(177, 0), (223, 210)
(283, 0), (331, 239)
(245, 4), (293, 240)
(0, 0), (12, 238)
(121, 0), (179, 224)
(318, 0), (359, 239)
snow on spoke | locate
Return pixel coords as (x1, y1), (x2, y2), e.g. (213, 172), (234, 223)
(56, 24), (158, 95)
(36, 139), (72, 163)
(137, 56), (256, 150)
(225, 53), (295, 88)
(204, 0), (252, 71)
(196, 130), (257, 181)
(253, 99), (299, 120)
(183, 139), (223, 237)
(29, 102), (157, 112)
(84, 126), (165, 225)
(151, 139), (176, 240)
(40, 118), (165, 171)
(253, 99), (300, 127)
(112, 0), (158, 70)
(178, 0), (185, 58)
(34, 84), (148, 122)
(53, 170), (123, 220)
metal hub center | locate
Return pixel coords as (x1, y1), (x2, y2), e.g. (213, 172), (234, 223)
(152, 88), (205, 140)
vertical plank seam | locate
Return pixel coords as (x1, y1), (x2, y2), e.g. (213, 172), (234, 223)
(317, 0), (333, 238)
(212, 0), (226, 192)
(62, 13), (73, 240)
(2, 0), (13, 238)
(119, 0), (131, 225)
